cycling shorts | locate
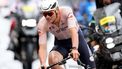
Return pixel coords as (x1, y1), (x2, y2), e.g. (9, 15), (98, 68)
(51, 29), (96, 68)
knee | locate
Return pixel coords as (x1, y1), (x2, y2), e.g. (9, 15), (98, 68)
(48, 52), (58, 64)
(48, 51), (63, 65)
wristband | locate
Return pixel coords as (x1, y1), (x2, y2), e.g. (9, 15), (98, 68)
(71, 47), (78, 50)
(41, 65), (44, 69)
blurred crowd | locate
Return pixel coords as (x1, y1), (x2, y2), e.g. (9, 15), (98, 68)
(72, 0), (96, 38)
(0, 0), (96, 69)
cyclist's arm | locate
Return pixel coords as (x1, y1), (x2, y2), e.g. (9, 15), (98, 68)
(66, 7), (79, 49)
(38, 32), (47, 65)
(67, 10), (80, 60)
(69, 27), (79, 49)
(37, 18), (48, 66)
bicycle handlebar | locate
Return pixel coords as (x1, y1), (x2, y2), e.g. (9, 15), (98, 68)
(77, 59), (86, 67)
(41, 56), (71, 69)
(47, 56), (71, 69)
(41, 55), (87, 69)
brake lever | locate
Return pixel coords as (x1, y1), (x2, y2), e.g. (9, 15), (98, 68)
(69, 53), (86, 67)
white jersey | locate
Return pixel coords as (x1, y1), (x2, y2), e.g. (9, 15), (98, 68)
(37, 6), (79, 40)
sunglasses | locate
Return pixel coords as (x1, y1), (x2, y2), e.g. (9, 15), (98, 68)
(43, 11), (54, 17)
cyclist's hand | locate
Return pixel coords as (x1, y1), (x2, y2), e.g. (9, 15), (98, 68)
(70, 49), (80, 61)
(39, 64), (47, 69)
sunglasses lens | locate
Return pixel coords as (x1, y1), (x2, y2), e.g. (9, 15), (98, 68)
(48, 12), (54, 16)
(43, 11), (54, 17)
(43, 13), (47, 17)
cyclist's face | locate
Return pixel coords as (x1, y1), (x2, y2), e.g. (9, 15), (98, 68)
(43, 10), (57, 23)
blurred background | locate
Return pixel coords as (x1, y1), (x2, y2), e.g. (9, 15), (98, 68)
(0, 0), (96, 69)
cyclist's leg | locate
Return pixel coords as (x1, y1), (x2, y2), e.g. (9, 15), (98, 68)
(48, 50), (64, 69)
(78, 29), (96, 69)
(48, 44), (69, 69)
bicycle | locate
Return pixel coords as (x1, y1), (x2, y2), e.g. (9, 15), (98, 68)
(41, 54), (91, 69)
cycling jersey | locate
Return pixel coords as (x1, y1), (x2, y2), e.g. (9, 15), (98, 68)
(37, 6), (79, 40)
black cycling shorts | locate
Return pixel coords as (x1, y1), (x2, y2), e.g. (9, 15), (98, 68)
(51, 29), (96, 69)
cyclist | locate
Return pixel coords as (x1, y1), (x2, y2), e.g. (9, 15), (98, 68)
(37, 0), (96, 69)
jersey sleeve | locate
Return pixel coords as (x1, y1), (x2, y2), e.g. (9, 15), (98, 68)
(66, 7), (79, 29)
(37, 17), (47, 44)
